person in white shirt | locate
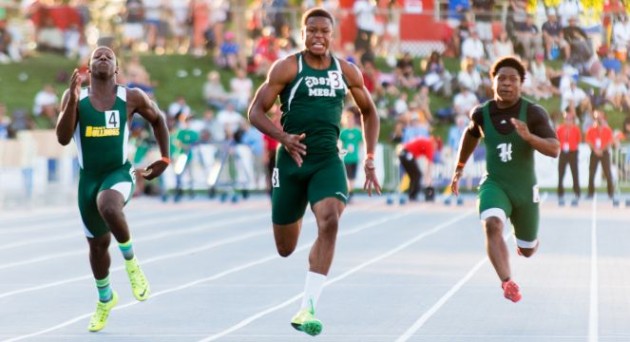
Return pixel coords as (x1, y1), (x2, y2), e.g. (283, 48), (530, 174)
(612, 14), (630, 57)
(560, 80), (592, 121)
(457, 58), (483, 95)
(353, 0), (376, 54)
(216, 102), (244, 140)
(33, 84), (59, 124)
(603, 73), (630, 111)
(229, 68), (254, 112)
(167, 95), (192, 125)
(453, 86), (480, 118)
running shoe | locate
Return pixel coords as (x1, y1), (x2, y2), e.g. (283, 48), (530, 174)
(88, 291), (118, 332)
(125, 257), (150, 301)
(290, 302), (323, 336)
(502, 279), (522, 303)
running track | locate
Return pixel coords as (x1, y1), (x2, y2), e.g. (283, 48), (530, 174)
(1, 193), (629, 342)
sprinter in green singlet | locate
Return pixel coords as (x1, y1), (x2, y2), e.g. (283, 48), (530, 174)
(56, 46), (170, 332)
(450, 56), (559, 303)
(248, 8), (381, 336)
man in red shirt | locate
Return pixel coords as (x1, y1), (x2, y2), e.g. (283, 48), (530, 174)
(399, 136), (435, 201)
(585, 110), (615, 199)
(556, 110), (582, 205)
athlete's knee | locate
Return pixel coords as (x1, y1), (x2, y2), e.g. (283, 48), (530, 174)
(276, 245), (295, 257)
(517, 247), (536, 258)
(317, 213), (339, 239)
(483, 217), (504, 237)
(88, 235), (110, 257)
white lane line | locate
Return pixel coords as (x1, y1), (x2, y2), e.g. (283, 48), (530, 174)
(395, 257), (488, 342)
(394, 193), (554, 341)
(0, 214), (268, 299)
(0, 210), (226, 251)
(0, 212), (267, 268)
(588, 195), (599, 342)
(3, 207), (412, 341)
(199, 210), (474, 342)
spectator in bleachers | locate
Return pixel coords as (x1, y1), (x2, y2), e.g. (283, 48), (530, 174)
(229, 67), (253, 112)
(36, 16), (64, 54)
(541, 9), (567, 61)
(124, 54), (155, 95)
(603, 72), (630, 112)
(471, 0), (494, 44)
(530, 52), (561, 98)
(457, 58), (483, 96)
(422, 50), (453, 96)
(560, 79), (592, 121)
(189, 0), (210, 56)
(460, 28), (486, 64)
(0, 102), (10, 139)
(216, 31), (239, 71)
(413, 85), (433, 122)
(168, 0), (191, 54)
(142, 0), (166, 54)
(453, 86), (479, 119)
(489, 30), (514, 61)
(122, 0), (145, 51)
(402, 110), (431, 142)
(0, 20), (13, 63)
(32, 83), (58, 126)
(353, 0), (377, 56)
(199, 108), (225, 143)
(612, 13), (630, 60)
(563, 16), (593, 66)
(209, 0), (230, 56)
(203, 70), (230, 110)
(216, 101), (244, 140)
(446, 0), (470, 29)
(167, 95), (192, 125)
(361, 58), (384, 99)
(557, 0), (582, 27)
(394, 52), (419, 89)
(601, 49), (622, 74)
(513, 14), (542, 60)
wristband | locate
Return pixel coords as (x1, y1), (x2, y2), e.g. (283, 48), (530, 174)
(161, 156), (171, 165)
(366, 153), (375, 160)
(457, 161), (465, 168)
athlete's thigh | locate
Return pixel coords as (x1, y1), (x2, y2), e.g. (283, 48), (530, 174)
(78, 172), (108, 238)
(272, 151), (308, 225)
(478, 179), (512, 219)
(100, 161), (136, 204)
(308, 155), (348, 205)
(510, 201), (539, 243)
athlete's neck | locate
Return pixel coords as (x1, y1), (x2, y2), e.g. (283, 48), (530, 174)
(495, 97), (520, 109)
(90, 78), (117, 95)
(302, 50), (331, 70)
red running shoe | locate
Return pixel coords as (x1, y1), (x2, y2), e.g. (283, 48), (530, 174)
(502, 279), (522, 303)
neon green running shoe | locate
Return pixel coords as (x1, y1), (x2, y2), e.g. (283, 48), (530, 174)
(290, 302), (323, 336)
(125, 257), (150, 301)
(88, 291), (118, 332)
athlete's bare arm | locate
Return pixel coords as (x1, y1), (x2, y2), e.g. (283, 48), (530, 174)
(127, 87), (170, 180)
(249, 56), (307, 167)
(340, 59), (381, 195)
(56, 69), (82, 145)
(450, 116), (482, 196)
(511, 117), (560, 158)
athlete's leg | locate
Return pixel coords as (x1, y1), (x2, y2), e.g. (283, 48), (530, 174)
(482, 214), (511, 281)
(273, 219), (303, 257)
(310, 198), (345, 275)
(96, 189), (130, 243)
(87, 233), (112, 280)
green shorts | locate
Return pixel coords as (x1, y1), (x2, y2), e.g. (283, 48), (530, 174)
(271, 149), (348, 225)
(78, 161), (136, 238)
(477, 177), (540, 246)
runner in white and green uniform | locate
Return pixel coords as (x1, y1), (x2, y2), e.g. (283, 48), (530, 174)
(248, 8), (381, 336)
(56, 46), (170, 332)
(450, 56), (559, 303)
